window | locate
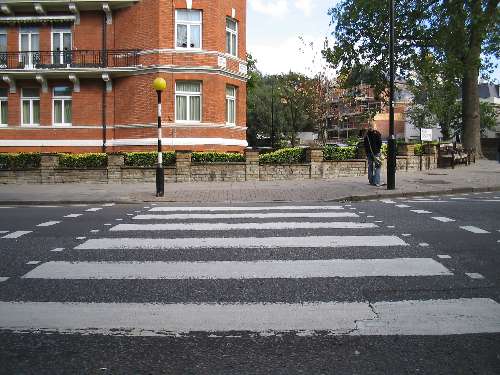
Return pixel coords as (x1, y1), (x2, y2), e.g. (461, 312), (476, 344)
(175, 9), (202, 49)
(175, 81), (201, 122)
(226, 18), (238, 56)
(52, 86), (72, 126)
(21, 88), (40, 126)
(52, 27), (72, 65)
(226, 86), (236, 124)
(0, 88), (7, 126)
(0, 29), (7, 68)
(19, 27), (40, 68)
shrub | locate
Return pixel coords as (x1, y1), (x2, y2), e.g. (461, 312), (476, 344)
(191, 152), (245, 163)
(58, 153), (107, 168)
(414, 143), (424, 155)
(0, 153), (41, 169)
(124, 152), (175, 167)
(346, 136), (361, 147)
(323, 145), (357, 161)
(259, 147), (306, 164)
(381, 144), (388, 156)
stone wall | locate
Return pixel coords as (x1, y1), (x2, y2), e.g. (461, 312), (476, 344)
(0, 148), (442, 184)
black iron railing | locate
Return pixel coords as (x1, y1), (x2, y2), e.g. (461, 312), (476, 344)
(0, 49), (140, 69)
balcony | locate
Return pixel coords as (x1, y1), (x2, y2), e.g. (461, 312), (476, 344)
(0, 50), (140, 70)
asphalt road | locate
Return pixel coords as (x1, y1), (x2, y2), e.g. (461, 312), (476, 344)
(0, 193), (499, 374)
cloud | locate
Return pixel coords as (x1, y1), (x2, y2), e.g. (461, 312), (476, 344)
(294, 0), (313, 16)
(250, 35), (332, 77)
(249, 0), (289, 17)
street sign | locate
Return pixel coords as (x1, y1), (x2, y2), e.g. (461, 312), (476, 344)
(420, 128), (433, 141)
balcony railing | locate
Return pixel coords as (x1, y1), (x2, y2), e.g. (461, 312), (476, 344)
(0, 49), (140, 70)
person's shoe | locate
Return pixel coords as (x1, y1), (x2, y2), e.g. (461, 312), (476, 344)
(375, 183), (381, 187)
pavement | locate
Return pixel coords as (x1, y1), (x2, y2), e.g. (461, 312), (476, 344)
(1, 159), (499, 204)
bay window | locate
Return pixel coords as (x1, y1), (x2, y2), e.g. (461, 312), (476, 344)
(226, 86), (236, 124)
(175, 81), (201, 122)
(175, 9), (202, 49)
(53, 86), (72, 126)
(21, 88), (40, 126)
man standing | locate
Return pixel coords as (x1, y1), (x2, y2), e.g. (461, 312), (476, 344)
(363, 125), (383, 186)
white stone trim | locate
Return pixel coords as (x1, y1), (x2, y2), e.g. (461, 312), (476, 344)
(2, 75), (16, 93)
(0, 138), (248, 147)
(0, 5), (12, 16)
(0, 15), (76, 23)
(0, 124), (248, 131)
(35, 74), (48, 93)
(186, 0), (192, 10)
(68, 3), (80, 25)
(34, 3), (46, 15)
(102, 3), (112, 25)
(102, 73), (112, 92)
(138, 48), (247, 65)
(68, 74), (80, 92)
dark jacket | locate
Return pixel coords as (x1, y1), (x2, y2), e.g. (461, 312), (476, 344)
(364, 129), (382, 156)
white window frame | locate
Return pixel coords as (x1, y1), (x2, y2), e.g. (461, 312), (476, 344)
(52, 86), (72, 126)
(225, 18), (238, 57)
(0, 89), (7, 126)
(175, 81), (202, 123)
(51, 27), (72, 65)
(19, 28), (40, 69)
(226, 85), (236, 125)
(175, 9), (202, 50)
(21, 88), (40, 127)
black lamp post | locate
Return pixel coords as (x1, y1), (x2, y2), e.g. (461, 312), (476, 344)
(152, 77), (166, 197)
(387, 0), (396, 190)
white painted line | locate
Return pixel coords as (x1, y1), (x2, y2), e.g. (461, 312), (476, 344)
(460, 226), (490, 234)
(0, 207), (13, 209)
(76, 237), (86, 240)
(484, 192), (493, 194)
(127, 214), (134, 216)
(466, 273), (485, 280)
(134, 211), (141, 213)
(2, 231), (32, 239)
(404, 201), (450, 203)
(451, 198), (467, 200)
(26, 261), (40, 265)
(50, 248), (64, 252)
(104, 224), (112, 226)
(0, 231), (8, 234)
(387, 226), (395, 229)
(150, 205), (345, 212)
(358, 211), (365, 214)
(367, 215), (374, 218)
(349, 208), (357, 210)
(64, 214), (82, 218)
(1, 298), (499, 336)
(115, 219), (123, 221)
(75, 235), (408, 250)
(432, 217), (456, 223)
(375, 220), (383, 223)
(111, 222), (379, 232)
(90, 230), (100, 233)
(30, 205), (60, 208)
(71, 204), (88, 207)
(102, 203), (115, 207)
(419, 243), (429, 247)
(85, 208), (103, 212)
(23, 258), (451, 280)
(437, 255), (451, 259)
(380, 199), (396, 204)
(36, 221), (61, 227)
(481, 200), (500, 202)
(0, 277), (9, 282)
(395, 204), (410, 208)
(410, 210), (432, 214)
(401, 234), (411, 237)
(134, 212), (360, 220)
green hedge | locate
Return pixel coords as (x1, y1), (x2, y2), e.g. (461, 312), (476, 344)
(58, 153), (107, 169)
(124, 152), (176, 167)
(414, 144), (424, 155)
(192, 152), (244, 163)
(323, 145), (357, 161)
(259, 147), (306, 164)
(0, 153), (41, 169)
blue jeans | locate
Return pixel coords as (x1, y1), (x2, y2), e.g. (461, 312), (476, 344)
(367, 154), (381, 185)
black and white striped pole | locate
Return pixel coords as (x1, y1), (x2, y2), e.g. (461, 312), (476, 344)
(153, 77), (166, 197)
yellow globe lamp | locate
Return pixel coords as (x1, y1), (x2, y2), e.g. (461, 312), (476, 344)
(152, 77), (166, 92)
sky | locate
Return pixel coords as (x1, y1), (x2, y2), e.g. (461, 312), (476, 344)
(246, 0), (500, 81)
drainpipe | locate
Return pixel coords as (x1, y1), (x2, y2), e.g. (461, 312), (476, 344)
(102, 12), (107, 153)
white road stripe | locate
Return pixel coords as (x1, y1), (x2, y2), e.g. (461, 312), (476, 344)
(451, 197), (467, 200)
(134, 212), (359, 220)
(410, 210), (432, 214)
(36, 221), (61, 227)
(0, 298), (498, 336)
(481, 200), (500, 202)
(404, 200), (450, 203)
(395, 204), (410, 208)
(431, 217), (456, 223)
(460, 226), (490, 234)
(50, 248), (64, 252)
(150, 205), (344, 212)
(111, 222), (378, 232)
(380, 199), (396, 204)
(465, 273), (485, 279)
(2, 231), (32, 239)
(75, 235), (408, 250)
(0, 231), (8, 234)
(437, 255), (451, 259)
(22, 258), (451, 280)
(0, 277), (9, 282)
(102, 203), (115, 207)
(0, 207), (13, 209)
(64, 214), (82, 218)
(26, 261), (40, 265)
(86, 208), (103, 212)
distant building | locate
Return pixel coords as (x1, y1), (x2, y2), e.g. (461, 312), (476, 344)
(479, 83), (500, 139)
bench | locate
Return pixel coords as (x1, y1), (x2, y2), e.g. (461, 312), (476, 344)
(438, 144), (471, 168)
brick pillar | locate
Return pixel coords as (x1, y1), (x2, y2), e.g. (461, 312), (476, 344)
(40, 154), (58, 183)
(306, 147), (324, 179)
(245, 148), (259, 181)
(107, 153), (124, 183)
(175, 150), (192, 182)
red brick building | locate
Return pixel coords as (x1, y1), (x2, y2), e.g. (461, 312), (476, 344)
(0, 0), (248, 153)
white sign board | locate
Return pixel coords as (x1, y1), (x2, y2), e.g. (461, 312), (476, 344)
(420, 128), (433, 141)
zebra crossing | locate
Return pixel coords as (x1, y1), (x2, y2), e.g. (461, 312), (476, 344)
(1, 203), (500, 337)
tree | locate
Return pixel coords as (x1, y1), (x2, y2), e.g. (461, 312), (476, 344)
(323, 0), (499, 156)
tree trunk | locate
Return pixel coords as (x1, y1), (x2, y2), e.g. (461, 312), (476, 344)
(461, 65), (481, 156)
